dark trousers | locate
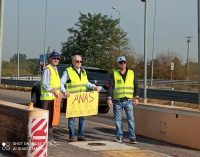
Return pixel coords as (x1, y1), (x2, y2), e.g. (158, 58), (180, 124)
(41, 100), (54, 140)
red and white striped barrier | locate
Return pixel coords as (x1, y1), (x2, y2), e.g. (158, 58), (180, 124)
(28, 117), (48, 157)
(0, 101), (49, 157)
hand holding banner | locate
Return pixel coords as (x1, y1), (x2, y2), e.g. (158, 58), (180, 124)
(66, 91), (99, 118)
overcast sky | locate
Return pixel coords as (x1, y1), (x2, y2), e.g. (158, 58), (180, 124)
(2, 0), (198, 63)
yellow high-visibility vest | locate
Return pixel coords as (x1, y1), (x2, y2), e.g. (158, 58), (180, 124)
(65, 67), (88, 93)
(113, 69), (134, 99)
(40, 64), (61, 100)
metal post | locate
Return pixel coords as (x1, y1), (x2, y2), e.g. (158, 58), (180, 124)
(186, 36), (192, 81)
(150, 0), (157, 87)
(143, 0), (148, 102)
(0, 0), (4, 85)
(17, 0), (20, 80)
(112, 7), (121, 51)
(43, 0), (48, 66)
(197, 0), (200, 107)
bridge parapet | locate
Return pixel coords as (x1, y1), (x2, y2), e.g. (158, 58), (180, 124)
(135, 103), (200, 150)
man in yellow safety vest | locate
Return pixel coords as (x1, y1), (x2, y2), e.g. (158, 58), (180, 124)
(107, 56), (139, 144)
(61, 55), (99, 142)
(40, 51), (61, 147)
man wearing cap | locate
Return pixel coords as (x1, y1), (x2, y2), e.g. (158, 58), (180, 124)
(61, 54), (99, 142)
(107, 56), (139, 144)
(40, 51), (61, 147)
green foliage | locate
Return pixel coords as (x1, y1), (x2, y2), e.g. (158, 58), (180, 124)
(2, 58), (39, 77)
(61, 12), (134, 71)
(151, 51), (184, 80)
(10, 53), (27, 63)
(187, 62), (198, 80)
(134, 51), (197, 81)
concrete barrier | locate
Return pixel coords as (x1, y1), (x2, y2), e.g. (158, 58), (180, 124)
(135, 103), (200, 150)
(0, 100), (48, 157)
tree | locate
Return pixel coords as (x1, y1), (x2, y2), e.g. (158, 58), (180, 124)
(61, 13), (134, 70)
(10, 53), (27, 63)
(153, 51), (184, 80)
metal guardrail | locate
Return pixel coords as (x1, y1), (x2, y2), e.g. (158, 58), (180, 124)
(1, 79), (37, 87)
(0, 79), (198, 104)
(139, 88), (198, 104)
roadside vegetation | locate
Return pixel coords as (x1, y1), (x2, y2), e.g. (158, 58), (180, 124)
(2, 53), (39, 77)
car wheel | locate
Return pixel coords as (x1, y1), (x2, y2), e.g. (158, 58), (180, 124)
(31, 90), (41, 108)
(98, 105), (110, 114)
(31, 91), (37, 106)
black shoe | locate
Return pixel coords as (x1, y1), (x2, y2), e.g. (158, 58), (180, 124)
(69, 138), (76, 142)
(77, 137), (88, 141)
(130, 138), (137, 144)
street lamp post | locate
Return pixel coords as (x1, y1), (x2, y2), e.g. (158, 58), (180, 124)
(186, 36), (192, 81)
(112, 7), (121, 27)
(17, 0), (20, 80)
(141, 0), (148, 102)
(43, 0), (48, 66)
(112, 7), (121, 51)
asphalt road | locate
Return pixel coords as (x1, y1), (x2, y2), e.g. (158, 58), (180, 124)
(0, 89), (200, 157)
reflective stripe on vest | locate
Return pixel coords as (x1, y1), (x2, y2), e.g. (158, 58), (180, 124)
(66, 67), (88, 93)
(40, 64), (61, 100)
(113, 69), (134, 99)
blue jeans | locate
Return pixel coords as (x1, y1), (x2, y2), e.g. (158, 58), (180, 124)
(113, 100), (136, 140)
(68, 117), (86, 139)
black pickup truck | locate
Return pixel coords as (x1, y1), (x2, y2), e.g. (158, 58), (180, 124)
(31, 64), (110, 113)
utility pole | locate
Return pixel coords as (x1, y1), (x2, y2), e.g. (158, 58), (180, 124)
(186, 36), (192, 81)
(0, 0), (4, 84)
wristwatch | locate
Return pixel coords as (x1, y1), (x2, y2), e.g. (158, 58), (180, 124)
(135, 96), (139, 99)
(107, 96), (112, 100)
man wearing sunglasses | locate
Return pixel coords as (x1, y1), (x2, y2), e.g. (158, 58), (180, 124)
(60, 55), (99, 142)
(107, 56), (139, 144)
(40, 51), (61, 147)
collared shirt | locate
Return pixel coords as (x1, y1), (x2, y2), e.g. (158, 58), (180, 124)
(60, 67), (96, 93)
(41, 65), (58, 92)
(108, 68), (139, 98)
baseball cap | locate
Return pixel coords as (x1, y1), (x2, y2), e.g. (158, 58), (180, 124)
(49, 51), (61, 59)
(117, 56), (126, 62)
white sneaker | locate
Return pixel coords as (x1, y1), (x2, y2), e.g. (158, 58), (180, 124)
(48, 140), (60, 147)
(48, 140), (57, 147)
(51, 139), (60, 146)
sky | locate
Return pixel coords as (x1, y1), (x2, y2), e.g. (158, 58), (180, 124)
(2, 0), (198, 63)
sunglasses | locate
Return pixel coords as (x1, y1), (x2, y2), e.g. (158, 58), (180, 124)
(76, 60), (82, 63)
(52, 58), (60, 61)
(118, 61), (126, 64)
